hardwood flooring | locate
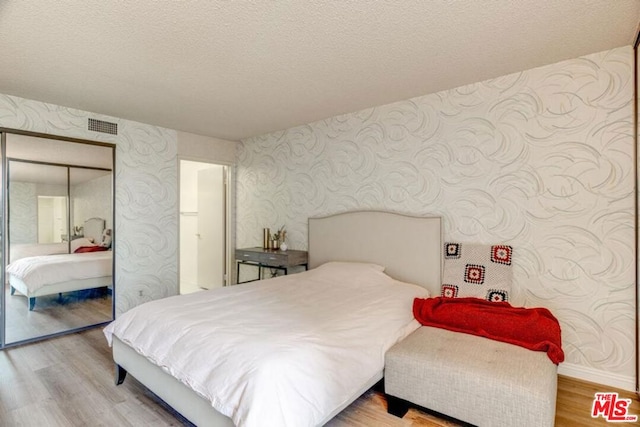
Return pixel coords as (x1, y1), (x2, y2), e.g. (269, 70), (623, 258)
(4, 286), (112, 343)
(0, 327), (638, 426)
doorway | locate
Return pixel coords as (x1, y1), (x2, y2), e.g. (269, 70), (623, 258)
(179, 160), (229, 294)
(37, 196), (67, 243)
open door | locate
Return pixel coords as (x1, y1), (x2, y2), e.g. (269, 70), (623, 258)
(197, 165), (225, 289)
(37, 196), (67, 244)
(179, 160), (228, 294)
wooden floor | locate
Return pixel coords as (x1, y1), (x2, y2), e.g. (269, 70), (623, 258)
(0, 327), (638, 426)
(5, 286), (112, 343)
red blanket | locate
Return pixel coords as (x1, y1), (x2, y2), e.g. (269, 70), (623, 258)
(413, 297), (564, 364)
(74, 246), (108, 253)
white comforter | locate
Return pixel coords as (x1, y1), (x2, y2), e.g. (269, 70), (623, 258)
(9, 238), (98, 262)
(9, 242), (68, 262)
(104, 262), (428, 427)
(6, 251), (112, 292)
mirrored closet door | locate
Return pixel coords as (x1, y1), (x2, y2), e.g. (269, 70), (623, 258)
(0, 131), (115, 347)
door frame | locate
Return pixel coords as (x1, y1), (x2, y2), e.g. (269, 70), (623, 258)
(178, 158), (233, 291)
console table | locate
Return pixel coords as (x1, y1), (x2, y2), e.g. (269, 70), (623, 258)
(235, 247), (308, 283)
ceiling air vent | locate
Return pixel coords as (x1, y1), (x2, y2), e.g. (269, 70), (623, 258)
(88, 118), (118, 135)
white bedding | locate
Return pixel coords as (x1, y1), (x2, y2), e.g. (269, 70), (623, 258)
(104, 262), (428, 427)
(9, 238), (98, 262)
(6, 251), (112, 293)
(10, 242), (68, 262)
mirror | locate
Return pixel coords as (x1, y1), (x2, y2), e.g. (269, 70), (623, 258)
(2, 132), (114, 345)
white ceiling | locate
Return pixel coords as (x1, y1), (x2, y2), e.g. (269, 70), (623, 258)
(0, 1), (638, 141)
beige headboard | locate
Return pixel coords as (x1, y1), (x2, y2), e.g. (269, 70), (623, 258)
(308, 211), (442, 295)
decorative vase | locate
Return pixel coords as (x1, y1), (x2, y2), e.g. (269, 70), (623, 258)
(280, 242), (288, 251)
(263, 228), (271, 249)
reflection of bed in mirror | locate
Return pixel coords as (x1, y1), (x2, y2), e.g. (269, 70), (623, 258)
(6, 217), (113, 311)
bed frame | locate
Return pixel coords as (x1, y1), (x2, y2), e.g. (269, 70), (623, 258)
(10, 275), (112, 311)
(112, 210), (442, 426)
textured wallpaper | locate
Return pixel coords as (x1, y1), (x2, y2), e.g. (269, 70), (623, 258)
(237, 47), (635, 387)
(115, 122), (178, 313)
(8, 181), (37, 244)
(0, 94), (179, 315)
(72, 174), (113, 231)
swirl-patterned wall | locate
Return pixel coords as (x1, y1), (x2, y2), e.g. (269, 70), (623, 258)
(8, 181), (37, 244)
(72, 174), (113, 230)
(237, 46), (636, 389)
(0, 94), (179, 315)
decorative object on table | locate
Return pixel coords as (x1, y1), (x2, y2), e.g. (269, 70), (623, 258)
(440, 242), (513, 302)
(270, 225), (286, 251)
(263, 228), (271, 249)
(279, 228), (287, 251)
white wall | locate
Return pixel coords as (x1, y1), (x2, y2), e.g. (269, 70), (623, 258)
(177, 131), (237, 165)
(8, 182), (37, 244)
(237, 46), (636, 389)
(72, 174), (112, 230)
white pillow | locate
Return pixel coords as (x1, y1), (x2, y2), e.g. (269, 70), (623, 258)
(71, 238), (97, 253)
(315, 261), (385, 273)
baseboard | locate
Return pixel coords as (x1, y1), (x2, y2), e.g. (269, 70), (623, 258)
(558, 362), (636, 392)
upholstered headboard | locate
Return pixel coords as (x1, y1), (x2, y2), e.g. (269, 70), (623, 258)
(308, 211), (442, 295)
(84, 217), (105, 243)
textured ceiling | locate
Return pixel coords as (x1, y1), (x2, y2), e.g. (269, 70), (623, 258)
(0, 1), (638, 141)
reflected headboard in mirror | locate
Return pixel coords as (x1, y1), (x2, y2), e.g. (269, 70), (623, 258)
(84, 217), (105, 243)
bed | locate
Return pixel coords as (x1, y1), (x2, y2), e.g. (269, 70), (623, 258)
(104, 210), (443, 426)
(6, 217), (113, 310)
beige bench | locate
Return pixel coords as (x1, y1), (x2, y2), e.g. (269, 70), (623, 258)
(385, 326), (558, 427)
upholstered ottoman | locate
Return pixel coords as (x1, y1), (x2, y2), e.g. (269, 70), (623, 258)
(385, 326), (558, 427)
